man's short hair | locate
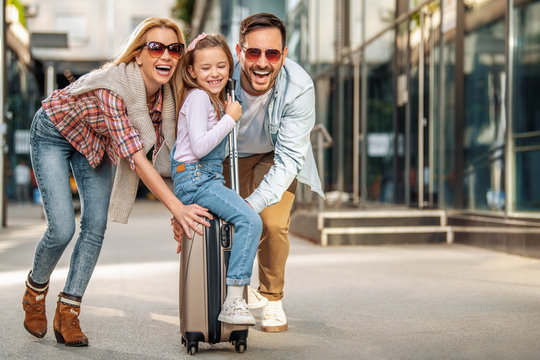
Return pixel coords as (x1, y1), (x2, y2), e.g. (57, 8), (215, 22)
(239, 13), (287, 49)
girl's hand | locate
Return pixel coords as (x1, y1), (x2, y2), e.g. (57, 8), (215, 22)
(225, 100), (242, 122)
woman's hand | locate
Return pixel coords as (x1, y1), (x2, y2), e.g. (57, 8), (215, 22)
(132, 150), (213, 252)
(170, 205), (212, 253)
(172, 203), (212, 238)
(225, 100), (242, 122)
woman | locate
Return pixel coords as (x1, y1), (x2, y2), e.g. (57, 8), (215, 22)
(22, 17), (211, 347)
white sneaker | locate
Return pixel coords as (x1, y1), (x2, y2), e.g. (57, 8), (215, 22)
(218, 298), (256, 326)
(247, 286), (268, 309)
(261, 300), (288, 332)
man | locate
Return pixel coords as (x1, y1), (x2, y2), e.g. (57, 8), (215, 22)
(223, 13), (324, 332)
(172, 12), (323, 332)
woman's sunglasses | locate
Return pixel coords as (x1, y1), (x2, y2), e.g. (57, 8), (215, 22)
(139, 41), (185, 59)
(242, 47), (282, 63)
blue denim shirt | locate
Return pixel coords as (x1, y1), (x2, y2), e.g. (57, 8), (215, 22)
(233, 58), (324, 213)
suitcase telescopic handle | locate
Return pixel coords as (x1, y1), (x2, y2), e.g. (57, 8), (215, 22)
(227, 79), (240, 194)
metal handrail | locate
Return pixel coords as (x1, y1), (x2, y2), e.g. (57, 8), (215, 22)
(295, 123), (333, 211)
(311, 124), (333, 211)
(311, 123), (333, 150)
(463, 144), (505, 176)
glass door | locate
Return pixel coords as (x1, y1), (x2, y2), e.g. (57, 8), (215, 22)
(511, 0), (540, 213)
(408, 1), (441, 208)
(462, 0), (506, 212)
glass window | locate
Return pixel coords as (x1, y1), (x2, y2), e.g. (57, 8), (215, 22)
(314, 74), (335, 192)
(441, 40), (456, 209)
(408, 2), (442, 207)
(317, 65), (354, 195)
(395, 21), (408, 204)
(6, 49), (42, 203)
(365, 30), (395, 202)
(463, 0), (506, 211)
(512, 0), (540, 211)
(287, 5), (304, 63)
(342, 65), (355, 193)
(409, 15), (421, 205)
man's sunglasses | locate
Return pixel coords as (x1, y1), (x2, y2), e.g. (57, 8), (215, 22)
(139, 41), (185, 59)
(242, 47), (282, 63)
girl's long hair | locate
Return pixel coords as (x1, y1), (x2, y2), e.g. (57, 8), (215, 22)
(179, 34), (234, 120)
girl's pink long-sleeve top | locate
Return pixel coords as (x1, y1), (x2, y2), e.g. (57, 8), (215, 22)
(172, 89), (236, 163)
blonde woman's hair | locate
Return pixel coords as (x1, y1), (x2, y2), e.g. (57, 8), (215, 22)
(113, 16), (186, 114)
(179, 34), (234, 120)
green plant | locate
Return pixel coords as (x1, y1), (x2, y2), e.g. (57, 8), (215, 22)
(173, 0), (195, 24)
(7, 0), (27, 28)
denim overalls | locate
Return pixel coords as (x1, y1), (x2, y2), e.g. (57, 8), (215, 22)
(170, 136), (262, 286)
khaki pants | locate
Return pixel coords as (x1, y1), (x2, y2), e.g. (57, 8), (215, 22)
(223, 152), (296, 301)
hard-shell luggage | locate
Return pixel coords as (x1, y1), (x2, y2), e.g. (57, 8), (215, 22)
(179, 218), (248, 355)
(179, 79), (248, 355)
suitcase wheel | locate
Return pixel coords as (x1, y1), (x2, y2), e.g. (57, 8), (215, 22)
(187, 341), (198, 355)
(235, 339), (247, 353)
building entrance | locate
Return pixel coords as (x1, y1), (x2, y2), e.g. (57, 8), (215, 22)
(408, 2), (441, 208)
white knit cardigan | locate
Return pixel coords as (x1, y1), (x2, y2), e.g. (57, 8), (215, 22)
(67, 62), (176, 223)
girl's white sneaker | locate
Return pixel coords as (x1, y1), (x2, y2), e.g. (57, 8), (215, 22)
(218, 298), (256, 325)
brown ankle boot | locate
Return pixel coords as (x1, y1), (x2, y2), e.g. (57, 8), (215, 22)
(53, 293), (89, 346)
(22, 280), (49, 338)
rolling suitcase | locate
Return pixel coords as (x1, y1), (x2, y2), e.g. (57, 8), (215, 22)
(179, 79), (248, 355)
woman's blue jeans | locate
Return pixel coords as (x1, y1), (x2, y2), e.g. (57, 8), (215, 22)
(28, 108), (113, 297)
(171, 139), (262, 286)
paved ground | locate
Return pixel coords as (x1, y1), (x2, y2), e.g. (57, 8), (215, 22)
(2, 201), (540, 359)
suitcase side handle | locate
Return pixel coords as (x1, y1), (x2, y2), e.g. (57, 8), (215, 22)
(220, 223), (232, 249)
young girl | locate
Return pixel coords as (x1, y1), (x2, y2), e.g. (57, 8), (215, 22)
(170, 33), (262, 325)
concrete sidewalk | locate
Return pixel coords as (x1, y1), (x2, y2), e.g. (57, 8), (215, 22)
(1, 201), (540, 359)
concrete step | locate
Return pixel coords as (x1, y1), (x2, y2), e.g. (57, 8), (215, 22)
(291, 209), (449, 246)
(290, 208), (540, 248)
(322, 231), (448, 245)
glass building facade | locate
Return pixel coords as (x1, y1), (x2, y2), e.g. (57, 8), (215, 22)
(4, 5), (42, 204)
(5, 46), (41, 202)
(286, 0), (540, 218)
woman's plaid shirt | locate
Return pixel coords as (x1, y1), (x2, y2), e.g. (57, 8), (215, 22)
(42, 85), (163, 170)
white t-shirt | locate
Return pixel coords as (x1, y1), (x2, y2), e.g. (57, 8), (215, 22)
(237, 88), (274, 157)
